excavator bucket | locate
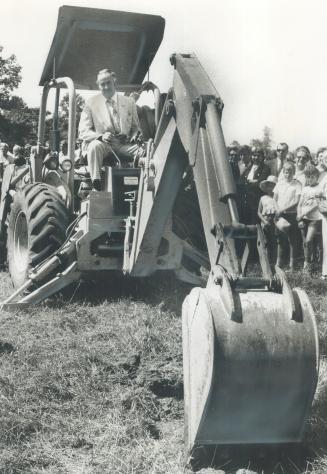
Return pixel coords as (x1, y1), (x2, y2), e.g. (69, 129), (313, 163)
(183, 283), (319, 451)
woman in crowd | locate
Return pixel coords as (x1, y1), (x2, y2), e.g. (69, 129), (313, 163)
(297, 165), (323, 273)
(318, 150), (327, 279)
(316, 147), (327, 183)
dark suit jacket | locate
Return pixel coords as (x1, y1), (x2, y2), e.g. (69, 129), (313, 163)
(241, 163), (271, 222)
(241, 163), (270, 183)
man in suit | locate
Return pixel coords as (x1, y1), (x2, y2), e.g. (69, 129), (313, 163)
(79, 69), (143, 190)
(267, 142), (289, 178)
(242, 146), (270, 224)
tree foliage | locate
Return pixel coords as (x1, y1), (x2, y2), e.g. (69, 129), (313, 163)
(0, 95), (40, 146)
(0, 46), (51, 146)
(0, 46), (30, 145)
(229, 127), (274, 158)
(229, 140), (241, 149)
(0, 46), (22, 109)
(250, 126), (273, 156)
(58, 93), (85, 139)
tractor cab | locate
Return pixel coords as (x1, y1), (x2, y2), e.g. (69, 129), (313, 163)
(33, 6), (165, 214)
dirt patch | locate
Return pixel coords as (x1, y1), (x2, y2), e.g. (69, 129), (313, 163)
(148, 378), (183, 399)
(71, 437), (94, 450)
(0, 341), (15, 355)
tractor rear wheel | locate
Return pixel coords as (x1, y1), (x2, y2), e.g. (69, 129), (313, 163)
(7, 183), (71, 288)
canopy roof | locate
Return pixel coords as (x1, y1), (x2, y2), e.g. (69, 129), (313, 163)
(39, 5), (165, 91)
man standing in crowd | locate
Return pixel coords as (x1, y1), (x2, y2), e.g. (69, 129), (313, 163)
(268, 142), (289, 177)
(228, 146), (240, 182)
(242, 146), (270, 223)
(78, 68), (144, 191)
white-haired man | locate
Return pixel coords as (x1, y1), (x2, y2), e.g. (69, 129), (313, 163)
(78, 69), (143, 190)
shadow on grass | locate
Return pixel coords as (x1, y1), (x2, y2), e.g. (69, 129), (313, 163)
(43, 271), (195, 316)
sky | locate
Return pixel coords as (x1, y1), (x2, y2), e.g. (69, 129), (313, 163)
(2, 0), (327, 151)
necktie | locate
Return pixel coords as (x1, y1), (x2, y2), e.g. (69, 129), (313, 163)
(107, 98), (120, 134)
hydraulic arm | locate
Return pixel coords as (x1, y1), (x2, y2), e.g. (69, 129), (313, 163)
(126, 53), (319, 453)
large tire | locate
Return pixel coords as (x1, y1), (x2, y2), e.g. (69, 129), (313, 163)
(7, 183), (71, 288)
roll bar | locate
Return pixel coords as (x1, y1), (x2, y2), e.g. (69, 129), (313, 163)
(35, 77), (76, 213)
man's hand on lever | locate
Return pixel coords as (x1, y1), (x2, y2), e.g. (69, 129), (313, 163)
(101, 131), (114, 143)
(101, 132), (129, 144)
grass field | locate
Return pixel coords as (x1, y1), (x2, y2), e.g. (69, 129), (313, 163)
(0, 270), (326, 473)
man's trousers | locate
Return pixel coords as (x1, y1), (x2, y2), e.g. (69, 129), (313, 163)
(87, 137), (142, 180)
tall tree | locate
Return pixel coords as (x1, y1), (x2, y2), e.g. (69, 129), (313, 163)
(0, 95), (42, 146)
(0, 46), (22, 111)
(0, 46), (26, 144)
(250, 126), (273, 157)
(262, 126), (272, 150)
(0, 46), (53, 146)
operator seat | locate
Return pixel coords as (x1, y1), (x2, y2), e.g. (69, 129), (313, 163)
(136, 105), (156, 140)
(135, 88), (167, 141)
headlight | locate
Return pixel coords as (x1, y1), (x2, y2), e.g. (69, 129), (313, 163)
(61, 159), (72, 172)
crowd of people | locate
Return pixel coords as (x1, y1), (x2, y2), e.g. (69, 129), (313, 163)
(0, 142), (28, 169)
(229, 142), (327, 278)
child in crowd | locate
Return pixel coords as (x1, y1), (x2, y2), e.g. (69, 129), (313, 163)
(257, 175), (278, 262)
(297, 165), (323, 272)
(274, 162), (302, 270)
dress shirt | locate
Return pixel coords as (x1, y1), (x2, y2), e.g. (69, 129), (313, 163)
(274, 179), (302, 213)
(247, 164), (258, 181)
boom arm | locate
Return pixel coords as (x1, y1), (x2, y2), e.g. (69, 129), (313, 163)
(128, 53), (241, 276)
